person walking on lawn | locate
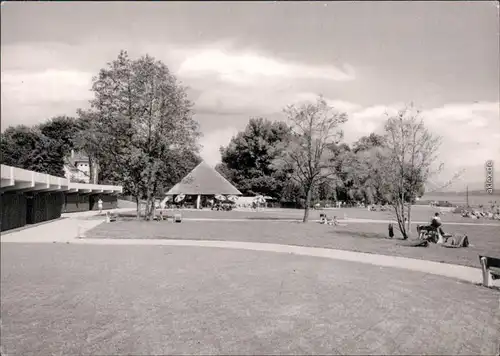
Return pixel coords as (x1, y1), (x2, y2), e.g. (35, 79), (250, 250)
(98, 198), (103, 214)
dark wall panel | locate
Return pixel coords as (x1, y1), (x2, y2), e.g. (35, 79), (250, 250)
(0, 192), (27, 232)
(63, 193), (89, 213)
(63, 193), (78, 213)
(46, 192), (64, 221)
(26, 192), (64, 225)
(63, 193), (117, 212)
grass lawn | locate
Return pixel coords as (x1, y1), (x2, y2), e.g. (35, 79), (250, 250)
(86, 219), (500, 268)
(111, 203), (500, 225)
(2, 243), (498, 355)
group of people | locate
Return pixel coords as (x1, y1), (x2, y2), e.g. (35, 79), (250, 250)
(319, 214), (347, 226)
(460, 209), (500, 220)
(367, 204), (388, 212)
(314, 201), (397, 210)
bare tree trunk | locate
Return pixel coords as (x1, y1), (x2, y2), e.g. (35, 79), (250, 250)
(407, 203), (412, 238)
(400, 191), (408, 239)
(144, 162), (160, 221)
(149, 199), (155, 221)
(303, 187), (312, 223)
(93, 160), (99, 184)
(145, 193), (152, 220)
(393, 203), (405, 239)
(88, 157), (94, 184)
(135, 195), (140, 219)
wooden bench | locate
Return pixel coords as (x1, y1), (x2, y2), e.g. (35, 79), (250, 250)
(479, 255), (500, 287)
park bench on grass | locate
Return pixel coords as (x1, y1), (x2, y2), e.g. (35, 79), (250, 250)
(479, 255), (500, 288)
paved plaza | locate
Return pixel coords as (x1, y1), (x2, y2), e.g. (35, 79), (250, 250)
(1, 213), (499, 355)
(2, 243), (499, 355)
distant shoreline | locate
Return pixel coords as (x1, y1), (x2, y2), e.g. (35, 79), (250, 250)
(420, 192), (500, 206)
(423, 190), (499, 196)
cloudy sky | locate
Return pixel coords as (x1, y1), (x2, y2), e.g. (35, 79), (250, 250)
(2, 1), (499, 190)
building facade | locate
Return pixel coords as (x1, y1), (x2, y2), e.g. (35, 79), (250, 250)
(63, 150), (98, 184)
(1, 164), (122, 232)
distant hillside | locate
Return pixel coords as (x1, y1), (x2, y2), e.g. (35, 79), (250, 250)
(420, 191), (500, 207)
(426, 189), (497, 196)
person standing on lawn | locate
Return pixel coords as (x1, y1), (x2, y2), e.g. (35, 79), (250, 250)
(98, 198), (103, 214)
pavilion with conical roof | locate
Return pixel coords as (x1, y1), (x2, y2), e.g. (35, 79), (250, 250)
(165, 161), (242, 209)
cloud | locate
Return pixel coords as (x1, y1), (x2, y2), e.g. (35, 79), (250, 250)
(1, 69), (93, 127)
(1, 41), (497, 187)
(420, 102), (500, 179)
(325, 100), (362, 113)
(1, 69), (93, 103)
(337, 101), (500, 185)
(341, 105), (397, 141)
(199, 126), (240, 167)
(177, 47), (355, 85)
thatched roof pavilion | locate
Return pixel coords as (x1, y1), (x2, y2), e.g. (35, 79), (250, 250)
(165, 161), (241, 208)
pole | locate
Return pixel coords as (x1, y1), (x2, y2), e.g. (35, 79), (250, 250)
(466, 185), (469, 208)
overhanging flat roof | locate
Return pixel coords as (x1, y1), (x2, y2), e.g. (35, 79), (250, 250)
(1, 164), (123, 194)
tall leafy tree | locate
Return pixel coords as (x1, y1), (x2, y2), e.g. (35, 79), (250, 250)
(37, 115), (85, 181)
(274, 96), (348, 222)
(85, 50), (201, 218)
(377, 106), (442, 239)
(71, 110), (101, 184)
(217, 117), (292, 197)
(348, 134), (388, 204)
(327, 133), (427, 207)
(37, 116), (79, 154)
(0, 125), (65, 177)
(352, 133), (386, 153)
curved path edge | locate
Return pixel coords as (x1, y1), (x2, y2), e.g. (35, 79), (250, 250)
(71, 237), (486, 286)
(1, 217), (493, 287)
(183, 218), (500, 226)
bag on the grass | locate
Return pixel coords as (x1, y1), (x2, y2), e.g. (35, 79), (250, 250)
(443, 234), (469, 248)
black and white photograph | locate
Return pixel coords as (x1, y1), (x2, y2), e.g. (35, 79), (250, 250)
(1, 1), (499, 355)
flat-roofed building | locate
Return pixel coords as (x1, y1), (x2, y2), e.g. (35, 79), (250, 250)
(1, 164), (122, 232)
